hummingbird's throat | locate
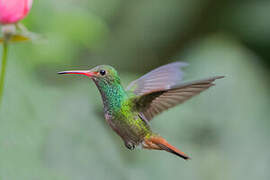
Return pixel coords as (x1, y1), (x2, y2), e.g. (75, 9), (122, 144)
(94, 79), (127, 112)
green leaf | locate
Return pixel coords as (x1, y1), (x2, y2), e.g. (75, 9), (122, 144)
(0, 34), (29, 43)
(0, 32), (44, 44)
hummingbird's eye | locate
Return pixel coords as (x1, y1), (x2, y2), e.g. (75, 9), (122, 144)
(99, 70), (106, 76)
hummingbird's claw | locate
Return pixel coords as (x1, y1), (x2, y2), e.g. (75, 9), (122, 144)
(125, 141), (135, 150)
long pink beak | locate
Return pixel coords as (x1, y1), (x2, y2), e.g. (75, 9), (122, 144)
(57, 70), (96, 77)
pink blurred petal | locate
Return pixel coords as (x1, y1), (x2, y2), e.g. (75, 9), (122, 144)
(0, 0), (33, 24)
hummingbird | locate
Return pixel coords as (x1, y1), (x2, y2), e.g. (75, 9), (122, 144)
(58, 62), (224, 160)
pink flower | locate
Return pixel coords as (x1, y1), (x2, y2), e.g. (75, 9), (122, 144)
(0, 0), (33, 24)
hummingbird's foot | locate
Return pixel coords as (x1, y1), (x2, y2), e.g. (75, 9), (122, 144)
(125, 141), (135, 150)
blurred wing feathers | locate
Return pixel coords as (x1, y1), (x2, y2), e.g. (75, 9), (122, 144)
(126, 62), (188, 95)
(136, 76), (224, 121)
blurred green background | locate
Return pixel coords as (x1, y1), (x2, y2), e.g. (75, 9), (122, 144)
(1, 0), (270, 179)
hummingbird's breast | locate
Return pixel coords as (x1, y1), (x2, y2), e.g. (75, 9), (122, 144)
(104, 100), (151, 148)
(94, 79), (151, 148)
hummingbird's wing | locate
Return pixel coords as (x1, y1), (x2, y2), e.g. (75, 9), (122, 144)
(132, 76), (224, 121)
(126, 62), (188, 96)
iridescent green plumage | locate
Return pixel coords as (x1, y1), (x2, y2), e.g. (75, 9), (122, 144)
(88, 65), (152, 149)
(58, 62), (224, 159)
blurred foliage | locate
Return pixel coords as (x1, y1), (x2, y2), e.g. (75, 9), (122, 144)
(0, 0), (270, 180)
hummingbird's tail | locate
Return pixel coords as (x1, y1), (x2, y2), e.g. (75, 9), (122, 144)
(142, 135), (190, 160)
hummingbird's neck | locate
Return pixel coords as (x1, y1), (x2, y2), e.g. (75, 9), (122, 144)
(94, 80), (127, 114)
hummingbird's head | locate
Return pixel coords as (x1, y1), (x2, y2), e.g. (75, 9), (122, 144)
(58, 65), (121, 84)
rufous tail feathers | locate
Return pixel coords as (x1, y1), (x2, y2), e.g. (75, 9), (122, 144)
(143, 136), (190, 160)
